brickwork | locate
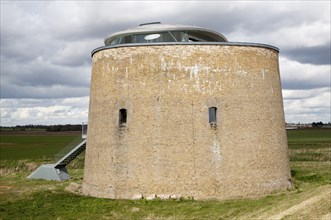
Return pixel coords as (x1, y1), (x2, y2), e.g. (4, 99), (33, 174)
(82, 44), (292, 200)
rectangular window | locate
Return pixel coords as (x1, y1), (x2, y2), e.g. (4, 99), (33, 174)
(119, 109), (127, 125)
(209, 107), (217, 123)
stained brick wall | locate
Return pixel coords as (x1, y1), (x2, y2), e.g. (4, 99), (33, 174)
(82, 45), (292, 200)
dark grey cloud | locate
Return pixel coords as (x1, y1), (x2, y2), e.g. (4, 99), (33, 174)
(282, 43), (331, 65)
(1, 83), (89, 99)
(1, 57), (90, 87)
(0, 1), (330, 125)
(280, 56), (330, 90)
(281, 78), (330, 90)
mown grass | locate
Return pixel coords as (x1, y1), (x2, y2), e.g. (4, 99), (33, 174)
(287, 129), (330, 191)
(0, 129), (330, 219)
(287, 128), (330, 162)
(0, 190), (291, 220)
(287, 128), (331, 146)
(0, 132), (81, 160)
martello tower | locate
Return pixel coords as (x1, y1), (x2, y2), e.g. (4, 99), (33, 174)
(82, 23), (292, 200)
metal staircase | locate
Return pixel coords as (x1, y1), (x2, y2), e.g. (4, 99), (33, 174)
(54, 140), (86, 168)
(28, 139), (86, 181)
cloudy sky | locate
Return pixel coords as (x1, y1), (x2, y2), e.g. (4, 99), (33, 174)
(1, 1), (330, 126)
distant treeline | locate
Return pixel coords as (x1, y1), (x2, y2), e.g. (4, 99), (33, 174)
(311, 122), (330, 128)
(1, 124), (82, 132)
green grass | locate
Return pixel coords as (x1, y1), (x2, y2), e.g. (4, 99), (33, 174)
(0, 129), (330, 219)
(287, 128), (331, 146)
(287, 129), (330, 162)
(291, 161), (331, 189)
(0, 190), (291, 220)
(0, 133), (81, 160)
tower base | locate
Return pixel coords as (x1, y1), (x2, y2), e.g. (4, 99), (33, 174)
(27, 164), (70, 181)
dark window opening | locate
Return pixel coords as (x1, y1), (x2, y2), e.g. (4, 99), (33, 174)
(209, 107), (217, 123)
(119, 109), (127, 125)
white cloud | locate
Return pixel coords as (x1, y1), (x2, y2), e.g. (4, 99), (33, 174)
(283, 87), (330, 123)
(283, 88), (329, 100)
(0, 97), (89, 126)
(0, 1), (330, 125)
(280, 57), (330, 89)
(226, 1), (330, 48)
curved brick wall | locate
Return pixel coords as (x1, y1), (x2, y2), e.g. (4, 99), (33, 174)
(82, 44), (292, 200)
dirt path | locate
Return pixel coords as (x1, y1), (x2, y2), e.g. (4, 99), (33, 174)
(267, 186), (331, 220)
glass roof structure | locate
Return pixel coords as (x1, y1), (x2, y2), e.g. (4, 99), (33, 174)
(104, 22), (228, 46)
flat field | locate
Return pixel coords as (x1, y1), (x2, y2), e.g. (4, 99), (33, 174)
(0, 129), (330, 219)
(0, 131), (82, 161)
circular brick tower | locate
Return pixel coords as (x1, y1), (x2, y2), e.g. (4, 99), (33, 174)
(83, 23), (292, 200)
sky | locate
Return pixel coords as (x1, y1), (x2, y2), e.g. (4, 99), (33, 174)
(0, 1), (330, 126)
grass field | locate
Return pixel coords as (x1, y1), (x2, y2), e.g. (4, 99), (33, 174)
(0, 132), (82, 161)
(0, 129), (330, 219)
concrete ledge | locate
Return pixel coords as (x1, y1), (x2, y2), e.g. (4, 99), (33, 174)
(27, 164), (70, 181)
(91, 41), (279, 56)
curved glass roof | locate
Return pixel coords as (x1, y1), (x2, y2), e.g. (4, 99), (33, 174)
(104, 22), (228, 46)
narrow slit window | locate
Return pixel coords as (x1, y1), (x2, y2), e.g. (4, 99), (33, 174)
(209, 107), (217, 123)
(119, 109), (127, 125)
